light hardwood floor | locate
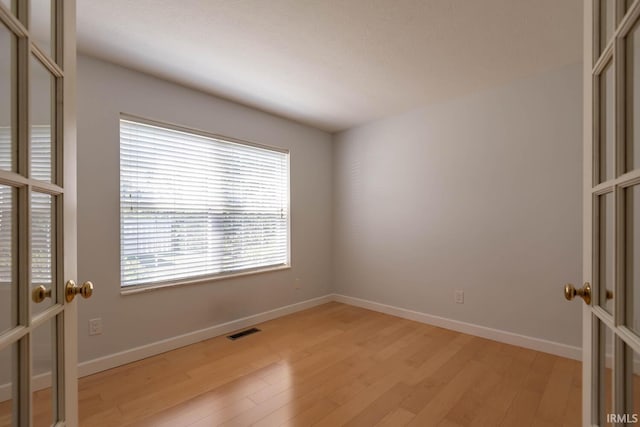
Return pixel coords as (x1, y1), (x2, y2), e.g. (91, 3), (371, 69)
(7, 302), (583, 426)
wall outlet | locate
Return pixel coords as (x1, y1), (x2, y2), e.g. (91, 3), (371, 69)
(89, 318), (103, 336)
(295, 278), (301, 290)
(454, 290), (464, 304)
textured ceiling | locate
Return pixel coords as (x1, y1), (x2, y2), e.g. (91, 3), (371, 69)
(77, 0), (582, 132)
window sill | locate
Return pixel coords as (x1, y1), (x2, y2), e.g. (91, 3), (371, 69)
(120, 264), (292, 296)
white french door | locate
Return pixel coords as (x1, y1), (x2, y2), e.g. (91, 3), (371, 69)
(578, 0), (640, 425)
(0, 1), (81, 426)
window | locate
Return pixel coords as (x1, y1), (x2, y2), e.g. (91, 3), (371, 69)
(119, 117), (290, 289)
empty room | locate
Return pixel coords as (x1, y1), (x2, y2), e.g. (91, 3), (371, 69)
(0, 0), (637, 426)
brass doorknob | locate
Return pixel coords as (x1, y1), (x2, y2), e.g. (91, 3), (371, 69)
(564, 282), (592, 305)
(65, 280), (94, 303)
(32, 285), (52, 303)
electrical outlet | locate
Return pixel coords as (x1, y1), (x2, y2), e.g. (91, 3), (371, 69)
(89, 318), (102, 336)
(295, 277), (301, 290)
(454, 290), (464, 304)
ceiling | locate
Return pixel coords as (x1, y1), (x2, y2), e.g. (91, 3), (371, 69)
(77, 0), (582, 133)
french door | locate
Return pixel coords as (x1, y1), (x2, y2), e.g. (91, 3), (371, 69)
(0, 1), (81, 426)
(579, 0), (640, 425)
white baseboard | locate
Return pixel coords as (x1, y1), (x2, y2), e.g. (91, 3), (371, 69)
(78, 294), (333, 377)
(0, 294), (333, 402)
(0, 292), (584, 403)
(332, 293), (582, 361)
(0, 371), (53, 404)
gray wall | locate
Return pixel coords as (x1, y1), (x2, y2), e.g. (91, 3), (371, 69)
(332, 63), (583, 347)
(75, 55), (583, 367)
(76, 56), (333, 363)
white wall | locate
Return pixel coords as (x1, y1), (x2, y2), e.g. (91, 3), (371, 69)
(76, 55), (333, 363)
(333, 63), (583, 347)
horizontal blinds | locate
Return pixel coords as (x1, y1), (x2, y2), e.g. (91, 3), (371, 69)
(0, 127), (10, 284)
(31, 124), (53, 182)
(120, 119), (289, 287)
(31, 191), (52, 285)
(0, 126), (52, 285)
(0, 185), (12, 286)
(31, 125), (54, 286)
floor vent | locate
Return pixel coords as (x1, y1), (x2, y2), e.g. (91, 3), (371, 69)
(227, 327), (261, 340)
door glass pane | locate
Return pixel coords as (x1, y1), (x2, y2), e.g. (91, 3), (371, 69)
(0, 185), (15, 334)
(32, 318), (56, 427)
(600, 61), (615, 183)
(0, 1), (15, 16)
(0, 23), (15, 172)
(627, 184), (640, 333)
(599, 192), (615, 313)
(629, 346), (640, 423)
(31, 192), (54, 316)
(30, 56), (53, 183)
(0, 343), (14, 427)
(628, 18), (640, 173)
(599, 322), (614, 426)
(30, 0), (53, 58)
(601, 0), (616, 54)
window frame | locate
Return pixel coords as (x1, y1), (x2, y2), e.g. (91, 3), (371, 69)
(118, 113), (292, 295)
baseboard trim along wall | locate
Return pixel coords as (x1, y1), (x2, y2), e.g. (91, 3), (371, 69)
(77, 294), (334, 377)
(0, 292), (582, 402)
(0, 294), (333, 402)
(332, 294), (582, 361)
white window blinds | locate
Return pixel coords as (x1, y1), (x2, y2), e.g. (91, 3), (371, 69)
(0, 126), (52, 286)
(0, 127), (11, 286)
(119, 118), (290, 288)
(31, 125), (53, 286)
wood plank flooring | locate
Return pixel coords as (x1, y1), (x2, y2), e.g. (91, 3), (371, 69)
(8, 302), (583, 426)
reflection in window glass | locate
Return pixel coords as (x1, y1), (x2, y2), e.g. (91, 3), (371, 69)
(627, 20), (640, 172)
(600, 62), (615, 182)
(627, 186), (640, 334)
(0, 185), (14, 335)
(600, 0), (615, 53)
(600, 193), (614, 313)
(30, 56), (54, 182)
(31, 192), (54, 316)
(0, 343), (14, 427)
(0, 23), (15, 172)
(32, 319), (55, 427)
(30, 0), (53, 58)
